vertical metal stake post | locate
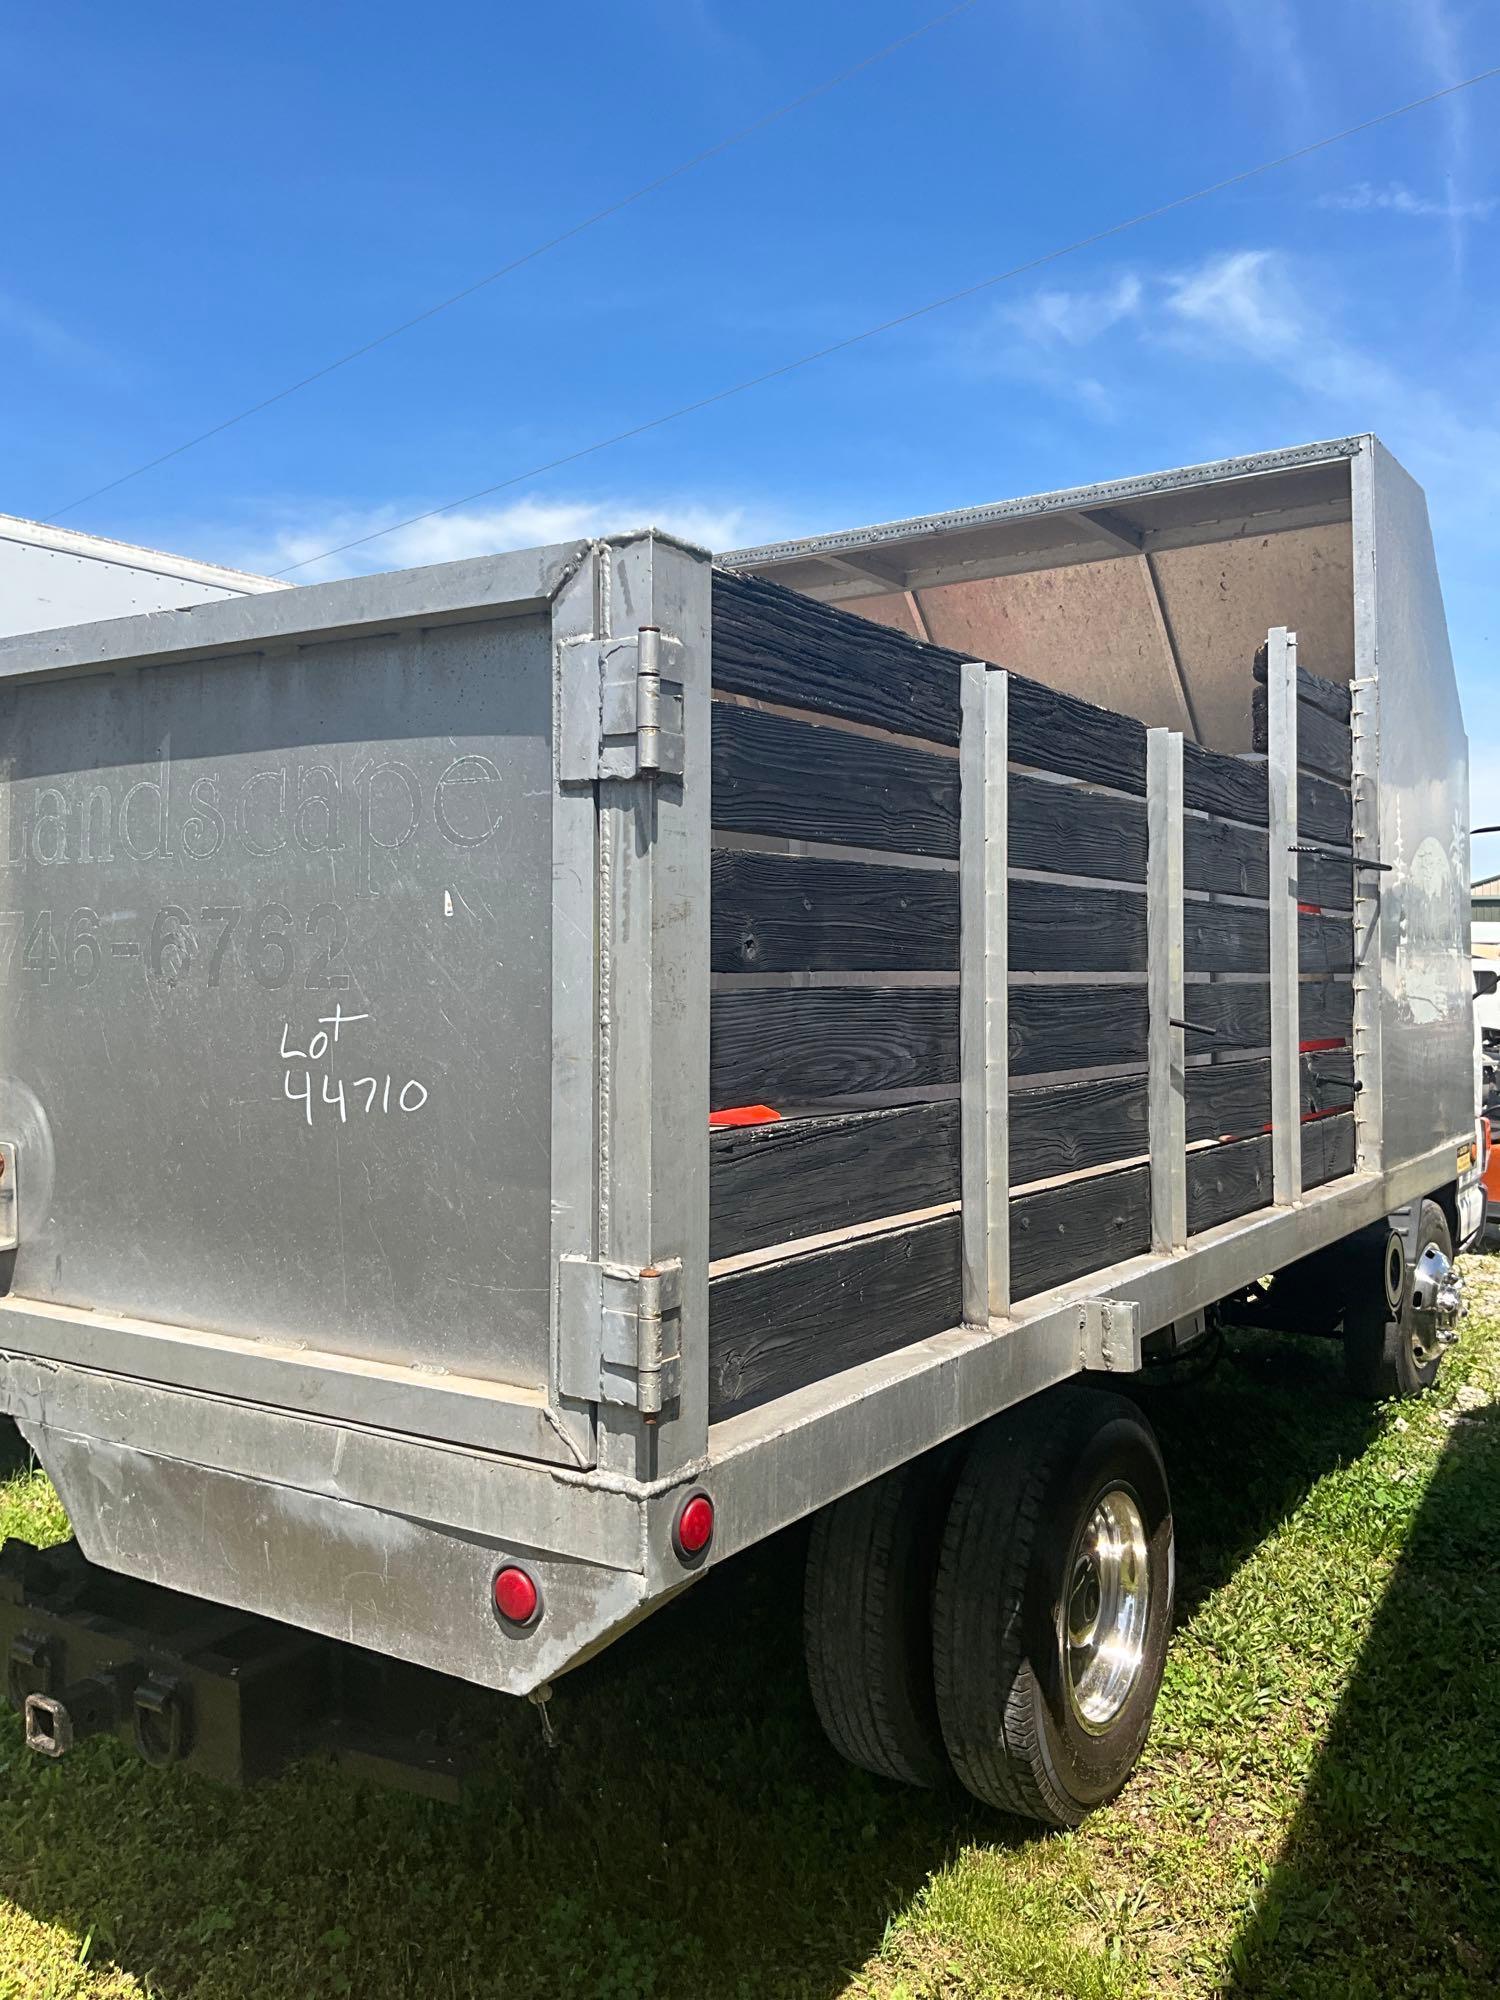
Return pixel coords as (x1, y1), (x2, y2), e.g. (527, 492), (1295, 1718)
(1146, 729), (1186, 1251)
(960, 663), (1009, 1322)
(1266, 625), (1302, 1206)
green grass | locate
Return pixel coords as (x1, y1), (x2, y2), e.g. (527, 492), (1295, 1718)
(2, 1259), (1499, 1999)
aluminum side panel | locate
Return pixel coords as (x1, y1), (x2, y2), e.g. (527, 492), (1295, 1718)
(1355, 441), (1473, 1166)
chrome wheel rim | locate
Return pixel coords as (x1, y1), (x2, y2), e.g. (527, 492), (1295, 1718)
(1064, 1488), (1151, 1734)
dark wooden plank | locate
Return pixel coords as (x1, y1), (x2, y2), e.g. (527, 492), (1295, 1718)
(709, 1102), (959, 1260)
(1010, 1163), (1152, 1301)
(708, 1214), (962, 1421)
(1251, 683), (1353, 785)
(1298, 909), (1355, 975)
(1294, 847), (1354, 912)
(1009, 1073), (1148, 1184)
(712, 569), (961, 745)
(1299, 769), (1352, 848)
(711, 987), (958, 1109)
(1185, 814), (1269, 898)
(1300, 978), (1354, 1049)
(1007, 984), (1149, 1077)
(1253, 645), (1352, 722)
(1185, 1051), (1357, 1143)
(1185, 899), (1269, 975)
(1009, 770), (1147, 883)
(1187, 1059), (1270, 1143)
(1188, 1133), (1270, 1234)
(712, 703), (959, 858)
(1183, 743), (1268, 826)
(1301, 1048), (1357, 1117)
(1183, 901), (1350, 979)
(1008, 677), (1147, 796)
(1010, 881), (1147, 974)
(711, 849), (957, 973)
(712, 571), (1148, 799)
(1303, 1111), (1357, 1188)
(1182, 981), (1269, 1052)
(1188, 1102), (1359, 1236)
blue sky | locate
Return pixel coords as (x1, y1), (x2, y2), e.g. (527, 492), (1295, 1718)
(5, 3), (1497, 824)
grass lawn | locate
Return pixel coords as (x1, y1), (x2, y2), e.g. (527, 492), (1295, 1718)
(1, 1256), (1498, 2000)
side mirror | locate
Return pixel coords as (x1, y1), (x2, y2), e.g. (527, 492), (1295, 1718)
(1476, 970), (1500, 998)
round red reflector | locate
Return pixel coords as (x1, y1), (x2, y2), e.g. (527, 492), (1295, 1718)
(493, 1565), (540, 1626)
(675, 1493), (715, 1557)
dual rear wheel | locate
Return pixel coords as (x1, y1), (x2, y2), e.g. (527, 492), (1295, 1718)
(803, 1385), (1173, 1827)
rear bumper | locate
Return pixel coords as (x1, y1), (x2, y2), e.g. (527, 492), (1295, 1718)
(0, 1352), (701, 1698)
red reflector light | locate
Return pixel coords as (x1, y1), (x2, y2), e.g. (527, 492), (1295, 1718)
(493, 1565), (540, 1626)
(708, 1105), (782, 1129)
(673, 1491), (715, 1562)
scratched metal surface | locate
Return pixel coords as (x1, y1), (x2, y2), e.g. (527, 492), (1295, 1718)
(0, 611), (555, 1387)
(1353, 440), (1474, 1170)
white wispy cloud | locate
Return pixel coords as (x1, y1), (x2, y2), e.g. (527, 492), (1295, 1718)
(1319, 179), (1497, 221)
(0, 293), (121, 380)
(224, 492), (775, 582)
(1004, 274), (1144, 347)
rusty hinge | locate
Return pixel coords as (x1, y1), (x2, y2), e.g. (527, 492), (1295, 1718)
(557, 1256), (683, 1417)
(559, 627), (684, 783)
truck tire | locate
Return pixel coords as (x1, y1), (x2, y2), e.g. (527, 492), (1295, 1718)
(1344, 1199), (1451, 1399)
(932, 1387), (1173, 1827)
(803, 1452), (955, 1787)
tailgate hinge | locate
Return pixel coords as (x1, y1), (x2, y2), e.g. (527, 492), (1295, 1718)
(557, 1256), (683, 1416)
(560, 626), (685, 782)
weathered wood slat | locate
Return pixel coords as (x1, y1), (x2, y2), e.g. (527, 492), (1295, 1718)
(711, 987), (958, 1109)
(1252, 645), (1352, 722)
(709, 1102), (959, 1260)
(1251, 683), (1353, 786)
(1009, 1073), (1148, 1184)
(1183, 905), (1352, 977)
(711, 850), (957, 973)
(1009, 678), (1148, 795)
(1298, 909), (1355, 975)
(1300, 978), (1355, 1048)
(1188, 1105), (1359, 1234)
(1178, 978), (1355, 1054)
(1188, 1133), (1271, 1234)
(1185, 814), (1269, 898)
(708, 1213), (963, 1421)
(1185, 1050), (1357, 1143)
(712, 703), (959, 857)
(1007, 984), (1150, 1076)
(1187, 1060), (1270, 1142)
(1183, 743), (1268, 826)
(1299, 769), (1353, 848)
(1185, 900), (1269, 975)
(1010, 1163), (1153, 1300)
(1009, 771), (1147, 882)
(1182, 981), (1270, 1052)
(1303, 1111), (1357, 1188)
(712, 571), (1151, 799)
(1295, 847), (1355, 912)
(1010, 881), (1146, 973)
(712, 569), (961, 745)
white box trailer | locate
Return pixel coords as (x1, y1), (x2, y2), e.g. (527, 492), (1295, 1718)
(0, 436), (1476, 1817)
(0, 512), (284, 638)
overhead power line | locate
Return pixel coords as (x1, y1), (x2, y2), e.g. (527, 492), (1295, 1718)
(272, 61), (1500, 579)
(45, 0), (981, 522)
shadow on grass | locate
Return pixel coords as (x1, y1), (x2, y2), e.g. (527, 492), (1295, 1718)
(1221, 1396), (1500, 1998)
(0, 1328), (1404, 2000)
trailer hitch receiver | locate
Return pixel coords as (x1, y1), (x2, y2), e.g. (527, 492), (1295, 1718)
(24, 1670), (132, 1759)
